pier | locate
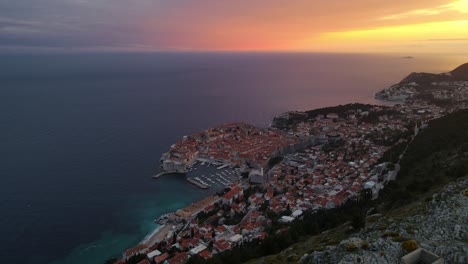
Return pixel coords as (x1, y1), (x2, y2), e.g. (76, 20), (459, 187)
(217, 164), (229, 170)
(187, 178), (209, 189)
(152, 171), (186, 179)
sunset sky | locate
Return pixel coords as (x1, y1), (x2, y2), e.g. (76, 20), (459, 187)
(1, 0), (467, 53)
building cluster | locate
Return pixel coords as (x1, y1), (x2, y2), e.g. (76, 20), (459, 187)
(160, 122), (300, 173)
(376, 78), (468, 104)
(429, 81), (468, 101)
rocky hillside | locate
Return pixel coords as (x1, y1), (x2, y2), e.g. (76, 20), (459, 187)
(246, 179), (468, 264)
(299, 179), (468, 264)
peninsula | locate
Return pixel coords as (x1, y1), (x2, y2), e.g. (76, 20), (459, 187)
(110, 63), (468, 264)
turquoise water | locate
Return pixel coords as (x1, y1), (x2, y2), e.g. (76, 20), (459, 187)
(50, 176), (215, 264)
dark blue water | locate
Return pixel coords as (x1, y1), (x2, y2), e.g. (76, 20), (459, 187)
(0, 52), (465, 264)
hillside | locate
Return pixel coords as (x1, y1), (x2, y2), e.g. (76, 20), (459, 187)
(451, 63), (468, 80)
(399, 72), (450, 85)
(271, 103), (375, 129)
(379, 108), (468, 208)
(246, 178), (467, 264)
(399, 63), (468, 84)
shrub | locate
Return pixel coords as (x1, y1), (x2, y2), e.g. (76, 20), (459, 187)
(392, 236), (406, 242)
(382, 231), (399, 238)
(326, 239), (340, 246)
(345, 243), (358, 252)
(361, 242), (369, 250)
(402, 240), (418, 252)
(406, 226), (416, 235)
(351, 213), (366, 229)
(286, 255), (299, 262)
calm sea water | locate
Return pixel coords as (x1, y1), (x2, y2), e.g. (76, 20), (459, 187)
(0, 52), (465, 264)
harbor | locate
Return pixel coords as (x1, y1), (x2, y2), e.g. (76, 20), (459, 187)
(187, 167), (239, 190)
(153, 162), (240, 190)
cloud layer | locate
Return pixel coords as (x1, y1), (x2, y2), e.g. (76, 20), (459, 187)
(0, 0), (467, 53)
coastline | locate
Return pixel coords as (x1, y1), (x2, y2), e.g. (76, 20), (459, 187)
(142, 224), (172, 247)
(113, 62), (468, 264)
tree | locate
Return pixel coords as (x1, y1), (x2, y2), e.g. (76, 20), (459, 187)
(187, 255), (204, 264)
(104, 258), (117, 264)
(351, 212), (365, 230)
(260, 200), (269, 211)
(126, 254), (146, 264)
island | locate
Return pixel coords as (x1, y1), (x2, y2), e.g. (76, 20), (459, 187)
(110, 63), (468, 264)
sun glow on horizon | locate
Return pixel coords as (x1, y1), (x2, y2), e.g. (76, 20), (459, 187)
(306, 20), (468, 53)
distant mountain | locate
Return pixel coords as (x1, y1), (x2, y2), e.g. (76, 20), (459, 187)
(398, 62), (468, 84)
(399, 72), (450, 85)
(451, 63), (468, 80)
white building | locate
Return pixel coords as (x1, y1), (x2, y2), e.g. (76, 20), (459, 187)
(190, 244), (207, 255)
(147, 249), (161, 259)
(229, 234), (243, 244)
(249, 168), (264, 184)
(291, 210), (303, 218)
(279, 216), (295, 223)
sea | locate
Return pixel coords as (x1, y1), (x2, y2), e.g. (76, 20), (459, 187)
(0, 52), (466, 264)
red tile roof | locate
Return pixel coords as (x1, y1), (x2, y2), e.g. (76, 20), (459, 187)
(199, 250), (212, 259)
(167, 252), (188, 264)
(154, 252), (169, 263)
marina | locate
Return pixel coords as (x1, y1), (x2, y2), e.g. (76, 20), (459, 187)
(186, 165), (239, 190)
(154, 163), (240, 190)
